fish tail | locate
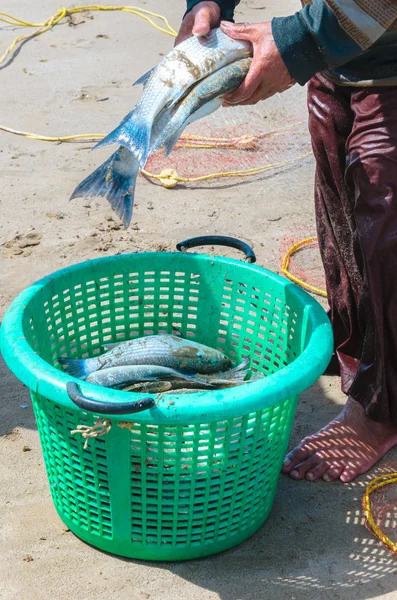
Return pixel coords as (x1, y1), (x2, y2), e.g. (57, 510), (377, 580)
(94, 110), (152, 167)
(70, 147), (139, 228)
(58, 356), (98, 379)
(185, 375), (214, 388)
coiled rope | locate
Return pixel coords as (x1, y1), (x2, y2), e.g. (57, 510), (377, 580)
(281, 237), (327, 297)
(363, 472), (397, 554)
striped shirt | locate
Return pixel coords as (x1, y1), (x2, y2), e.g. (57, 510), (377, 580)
(186, 0), (397, 86)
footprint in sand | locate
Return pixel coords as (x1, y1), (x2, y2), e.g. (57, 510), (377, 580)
(2, 232), (42, 256)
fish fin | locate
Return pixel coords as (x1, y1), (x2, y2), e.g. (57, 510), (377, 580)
(231, 357), (250, 372)
(93, 111), (151, 167)
(163, 97), (223, 158)
(123, 381), (172, 393)
(58, 357), (96, 379)
(70, 147), (139, 228)
(168, 89), (189, 109)
(209, 379), (243, 387)
(132, 67), (155, 86)
(113, 376), (158, 389)
(184, 376), (214, 388)
(163, 128), (183, 158)
(247, 372), (265, 382)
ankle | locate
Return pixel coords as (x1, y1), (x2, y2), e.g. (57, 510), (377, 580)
(345, 396), (397, 433)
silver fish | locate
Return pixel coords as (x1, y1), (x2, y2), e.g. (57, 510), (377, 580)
(93, 28), (251, 167)
(59, 334), (232, 379)
(70, 57), (251, 227)
(162, 359), (265, 389)
(119, 360), (264, 393)
(85, 364), (213, 389)
(152, 57), (252, 157)
(70, 98), (169, 227)
(122, 381), (173, 393)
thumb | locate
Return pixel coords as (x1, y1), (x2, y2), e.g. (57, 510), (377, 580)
(220, 21), (253, 41)
(192, 8), (213, 36)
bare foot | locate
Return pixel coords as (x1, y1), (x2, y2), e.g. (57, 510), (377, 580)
(282, 397), (397, 482)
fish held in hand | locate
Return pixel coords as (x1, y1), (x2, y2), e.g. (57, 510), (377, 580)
(94, 29), (251, 167)
(59, 334), (233, 379)
(153, 57), (252, 157)
(70, 31), (251, 227)
(69, 58), (251, 228)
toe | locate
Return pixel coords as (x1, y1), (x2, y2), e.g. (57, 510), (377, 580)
(340, 463), (359, 483)
(322, 464), (344, 482)
(305, 461), (328, 481)
(282, 446), (309, 473)
(289, 455), (320, 480)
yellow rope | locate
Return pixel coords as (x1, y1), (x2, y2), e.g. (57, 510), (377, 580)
(281, 237), (328, 297)
(0, 123), (304, 147)
(141, 151), (312, 184)
(363, 472), (397, 554)
(0, 6), (311, 182)
(0, 125), (104, 143)
(0, 5), (177, 64)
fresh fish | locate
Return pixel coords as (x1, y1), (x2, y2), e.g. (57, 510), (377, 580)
(162, 359), (265, 389)
(94, 28), (251, 167)
(70, 101), (167, 227)
(122, 380), (173, 393)
(85, 364), (214, 389)
(152, 57), (252, 157)
(162, 374), (264, 393)
(59, 334), (232, 379)
(69, 59), (251, 227)
(69, 99), (218, 227)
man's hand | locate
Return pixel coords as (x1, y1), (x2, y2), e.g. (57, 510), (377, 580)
(174, 1), (221, 46)
(220, 21), (295, 105)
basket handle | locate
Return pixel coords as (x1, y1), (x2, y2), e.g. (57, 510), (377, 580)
(66, 382), (155, 415)
(176, 235), (256, 263)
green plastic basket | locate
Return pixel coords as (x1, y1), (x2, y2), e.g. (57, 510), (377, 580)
(0, 237), (332, 560)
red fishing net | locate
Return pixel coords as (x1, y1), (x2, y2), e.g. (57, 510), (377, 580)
(143, 100), (313, 186)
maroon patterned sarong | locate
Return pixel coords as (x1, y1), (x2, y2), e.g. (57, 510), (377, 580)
(308, 73), (397, 424)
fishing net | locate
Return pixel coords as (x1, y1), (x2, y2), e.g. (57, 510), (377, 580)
(0, 4), (313, 189)
(143, 100), (313, 187)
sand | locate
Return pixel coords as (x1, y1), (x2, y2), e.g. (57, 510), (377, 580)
(1, 1), (396, 598)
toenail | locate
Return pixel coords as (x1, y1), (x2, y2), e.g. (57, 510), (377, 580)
(323, 474), (331, 482)
(307, 472), (314, 479)
(291, 470), (299, 478)
(283, 459), (291, 467)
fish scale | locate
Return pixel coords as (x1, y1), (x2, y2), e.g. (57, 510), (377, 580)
(85, 364), (211, 389)
(93, 29), (251, 167)
(153, 57), (252, 156)
(59, 334), (233, 379)
(71, 54), (252, 227)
